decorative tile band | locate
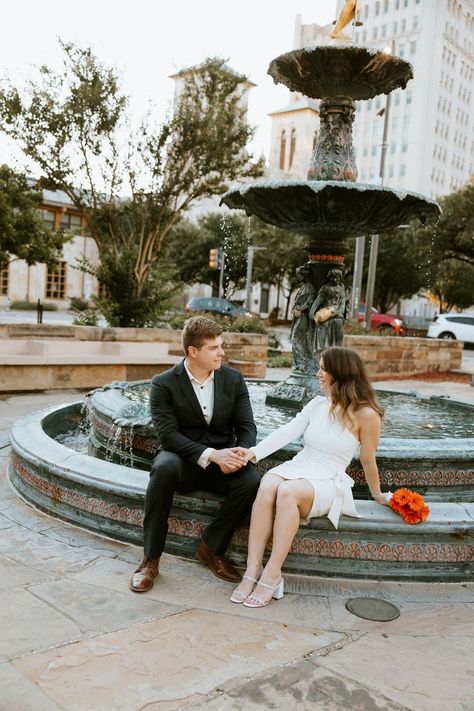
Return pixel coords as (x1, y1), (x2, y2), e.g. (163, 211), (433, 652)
(11, 454), (474, 566)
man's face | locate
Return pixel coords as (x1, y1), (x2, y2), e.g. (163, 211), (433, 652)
(188, 336), (225, 372)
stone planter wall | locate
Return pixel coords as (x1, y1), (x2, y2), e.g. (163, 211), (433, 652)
(344, 335), (463, 378)
(0, 324), (268, 391)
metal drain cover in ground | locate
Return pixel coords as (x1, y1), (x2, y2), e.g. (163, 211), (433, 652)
(345, 597), (400, 621)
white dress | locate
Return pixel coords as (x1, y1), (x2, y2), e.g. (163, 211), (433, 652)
(251, 396), (361, 529)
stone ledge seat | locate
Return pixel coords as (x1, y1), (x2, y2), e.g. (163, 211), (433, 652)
(9, 406), (474, 583)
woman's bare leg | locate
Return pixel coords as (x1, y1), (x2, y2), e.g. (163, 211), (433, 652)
(248, 479), (314, 605)
(231, 473), (283, 600)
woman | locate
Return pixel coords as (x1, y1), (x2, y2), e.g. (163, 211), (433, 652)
(231, 346), (390, 609)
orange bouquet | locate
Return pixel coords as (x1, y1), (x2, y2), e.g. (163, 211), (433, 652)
(388, 488), (430, 525)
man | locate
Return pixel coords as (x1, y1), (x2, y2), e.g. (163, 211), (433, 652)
(130, 316), (260, 593)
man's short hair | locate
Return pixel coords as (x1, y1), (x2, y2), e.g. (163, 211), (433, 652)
(182, 316), (224, 355)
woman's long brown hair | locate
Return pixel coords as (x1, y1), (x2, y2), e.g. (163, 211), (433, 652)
(320, 346), (384, 426)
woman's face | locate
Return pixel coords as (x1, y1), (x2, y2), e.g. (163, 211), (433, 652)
(317, 358), (334, 391)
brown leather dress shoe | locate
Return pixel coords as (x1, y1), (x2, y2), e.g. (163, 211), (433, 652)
(129, 556), (160, 592)
(196, 540), (242, 582)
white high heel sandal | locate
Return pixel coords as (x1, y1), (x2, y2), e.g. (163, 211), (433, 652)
(230, 574), (259, 604)
(242, 578), (285, 608)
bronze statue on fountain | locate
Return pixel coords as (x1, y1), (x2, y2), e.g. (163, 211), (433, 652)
(221, 12), (440, 408)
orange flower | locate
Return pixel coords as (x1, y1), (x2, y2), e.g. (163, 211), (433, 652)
(389, 488), (430, 525)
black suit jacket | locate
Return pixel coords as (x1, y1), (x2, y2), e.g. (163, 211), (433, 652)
(149, 361), (257, 464)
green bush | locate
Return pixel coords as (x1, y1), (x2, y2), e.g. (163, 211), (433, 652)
(11, 300), (58, 311)
(226, 315), (267, 334)
(267, 353), (293, 368)
(69, 297), (89, 311)
(167, 311), (267, 335)
(71, 308), (99, 326)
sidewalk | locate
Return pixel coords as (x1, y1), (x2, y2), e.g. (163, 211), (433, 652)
(1, 385), (473, 710)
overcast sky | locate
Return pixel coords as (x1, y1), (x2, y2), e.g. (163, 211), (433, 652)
(1, 0), (337, 169)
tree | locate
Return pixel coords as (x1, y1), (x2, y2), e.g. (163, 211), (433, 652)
(0, 43), (263, 325)
(0, 164), (65, 269)
(429, 259), (474, 313)
(166, 212), (307, 311)
(166, 212), (249, 298)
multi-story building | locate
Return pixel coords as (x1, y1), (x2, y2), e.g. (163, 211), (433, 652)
(269, 1), (474, 197)
(1, 190), (99, 308)
(344, 0), (474, 198)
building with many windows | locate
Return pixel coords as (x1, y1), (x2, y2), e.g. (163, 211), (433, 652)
(268, 1), (474, 196)
(344, 0), (474, 197)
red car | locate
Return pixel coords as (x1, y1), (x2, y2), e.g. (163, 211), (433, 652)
(358, 304), (407, 335)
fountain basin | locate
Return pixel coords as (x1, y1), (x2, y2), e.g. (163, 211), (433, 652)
(221, 180), (440, 239)
(86, 382), (474, 502)
(8, 401), (474, 582)
(268, 45), (413, 100)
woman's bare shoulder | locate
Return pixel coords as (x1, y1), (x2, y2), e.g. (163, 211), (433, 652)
(355, 406), (381, 425)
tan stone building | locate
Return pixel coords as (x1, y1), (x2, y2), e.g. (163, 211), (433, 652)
(1, 189), (99, 309)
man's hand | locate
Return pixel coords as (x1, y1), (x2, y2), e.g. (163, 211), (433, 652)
(209, 448), (247, 474)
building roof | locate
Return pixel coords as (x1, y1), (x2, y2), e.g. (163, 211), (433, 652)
(268, 97), (319, 117)
(169, 62), (256, 87)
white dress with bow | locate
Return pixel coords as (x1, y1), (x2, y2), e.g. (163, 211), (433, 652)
(251, 396), (361, 529)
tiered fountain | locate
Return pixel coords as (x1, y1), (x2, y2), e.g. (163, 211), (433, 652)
(222, 39), (439, 407)
(8, 24), (474, 582)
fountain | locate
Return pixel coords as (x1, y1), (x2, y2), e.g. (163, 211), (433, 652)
(8, 24), (474, 582)
(221, 41), (440, 407)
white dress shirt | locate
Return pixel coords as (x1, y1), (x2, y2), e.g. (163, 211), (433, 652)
(184, 359), (215, 468)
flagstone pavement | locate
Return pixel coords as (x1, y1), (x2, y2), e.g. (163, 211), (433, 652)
(0, 380), (473, 711)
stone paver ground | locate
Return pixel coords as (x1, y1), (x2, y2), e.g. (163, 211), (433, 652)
(1, 378), (473, 710)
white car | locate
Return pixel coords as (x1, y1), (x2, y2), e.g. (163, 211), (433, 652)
(427, 313), (474, 344)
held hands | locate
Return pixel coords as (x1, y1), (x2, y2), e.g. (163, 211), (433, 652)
(209, 447), (252, 474)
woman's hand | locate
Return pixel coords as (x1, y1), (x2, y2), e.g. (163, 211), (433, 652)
(233, 447), (255, 465)
(373, 492), (391, 506)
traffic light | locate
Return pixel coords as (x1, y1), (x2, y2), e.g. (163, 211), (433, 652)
(209, 248), (219, 270)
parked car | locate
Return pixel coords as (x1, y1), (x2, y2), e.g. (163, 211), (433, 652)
(427, 313), (474, 344)
(358, 304), (407, 335)
(185, 296), (251, 318)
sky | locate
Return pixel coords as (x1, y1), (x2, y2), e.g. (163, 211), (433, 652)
(0, 0), (337, 169)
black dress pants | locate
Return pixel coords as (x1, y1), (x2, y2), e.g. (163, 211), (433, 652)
(143, 450), (261, 558)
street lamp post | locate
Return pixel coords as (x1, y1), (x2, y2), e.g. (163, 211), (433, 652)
(365, 40), (394, 330)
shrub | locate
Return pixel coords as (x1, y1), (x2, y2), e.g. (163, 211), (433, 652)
(71, 308), (99, 326)
(69, 297), (89, 311)
(226, 314), (267, 334)
(11, 300), (57, 311)
(167, 311), (267, 335)
(267, 353), (293, 368)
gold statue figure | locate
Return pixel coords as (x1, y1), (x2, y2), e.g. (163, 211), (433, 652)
(330, 0), (363, 43)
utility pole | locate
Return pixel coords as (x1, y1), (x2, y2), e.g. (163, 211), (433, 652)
(351, 235), (365, 321)
(244, 245), (265, 312)
(218, 250), (225, 299)
(365, 41), (394, 330)
(244, 245), (254, 312)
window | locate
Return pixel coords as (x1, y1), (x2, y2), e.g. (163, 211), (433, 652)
(41, 209), (55, 230)
(45, 261), (67, 299)
(371, 145), (377, 156)
(400, 164), (406, 177)
(402, 142), (408, 153)
(60, 213), (82, 234)
(410, 40), (417, 54)
(288, 129), (296, 170)
(391, 142), (396, 154)
(312, 131), (318, 151)
(0, 266), (8, 295)
(279, 131), (286, 170)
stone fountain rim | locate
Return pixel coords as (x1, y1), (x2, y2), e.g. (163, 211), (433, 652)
(8, 403), (474, 532)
